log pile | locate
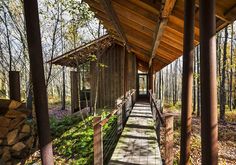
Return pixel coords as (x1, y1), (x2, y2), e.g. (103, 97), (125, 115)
(0, 100), (36, 165)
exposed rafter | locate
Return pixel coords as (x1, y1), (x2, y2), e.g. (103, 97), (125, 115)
(195, 1), (236, 23)
(99, 0), (129, 50)
(149, 0), (176, 67)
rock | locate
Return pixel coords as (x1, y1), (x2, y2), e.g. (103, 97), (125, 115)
(25, 136), (34, 148)
(0, 139), (2, 145)
(9, 117), (25, 131)
(5, 110), (27, 119)
(0, 148), (2, 155)
(1, 148), (11, 162)
(0, 127), (8, 138)
(21, 124), (30, 133)
(0, 117), (11, 127)
(12, 142), (26, 152)
(7, 129), (19, 145)
(18, 133), (29, 141)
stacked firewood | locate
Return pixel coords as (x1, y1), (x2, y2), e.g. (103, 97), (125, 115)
(0, 100), (36, 165)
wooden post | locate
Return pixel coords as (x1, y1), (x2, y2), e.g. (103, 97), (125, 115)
(199, 0), (218, 164)
(153, 72), (156, 94)
(23, 0), (54, 164)
(165, 115), (174, 165)
(124, 46), (128, 98)
(93, 116), (103, 165)
(148, 66), (153, 91)
(9, 71), (21, 101)
(70, 71), (78, 114)
(156, 119), (161, 145)
(180, 0), (195, 164)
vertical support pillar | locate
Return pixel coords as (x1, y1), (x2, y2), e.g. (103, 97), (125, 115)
(70, 71), (78, 114)
(124, 46), (128, 98)
(180, 0), (195, 164)
(9, 71), (21, 101)
(165, 115), (174, 165)
(148, 65), (153, 92)
(23, 0), (54, 164)
(153, 72), (156, 96)
(93, 116), (103, 165)
(199, 0), (218, 164)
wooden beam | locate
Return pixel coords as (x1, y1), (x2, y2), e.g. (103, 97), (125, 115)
(153, 55), (171, 64)
(23, 0), (54, 164)
(162, 0), (177, 18)
(169, 15), (200, 37)
(112, 1), (156, 30)
(117, 14), (153, 37)
(126, 34), (152, 50)
(113, 0), (158, 23)
(149, 0), (176, 67)
(99, 0), (128, 48)
(159, 41), (182, 55)
(161, 35), (183, 51)
(129, 0), (161, 15)
(195, 0), (236, 23)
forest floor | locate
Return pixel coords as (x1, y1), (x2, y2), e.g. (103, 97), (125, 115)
(160, 106), (236, 165)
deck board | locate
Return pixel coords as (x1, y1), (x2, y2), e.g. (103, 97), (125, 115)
(109, 102), (162, 165)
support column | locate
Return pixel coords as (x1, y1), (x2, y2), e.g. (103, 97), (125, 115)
(180, 0), (195, 164)
(153, 72), (156, 97)
(199, 0), (218, 164)
(70, 71), (78, 113)
(148, 65), (153, 92)
(23, 0), (54, 164)
(9, 71), (21, 101)
(93, 116), (103, 165)
(124, 46), (128, 98)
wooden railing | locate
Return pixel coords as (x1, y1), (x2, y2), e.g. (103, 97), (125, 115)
(93, 90), (136, 165)
(149, 90), (174, 165)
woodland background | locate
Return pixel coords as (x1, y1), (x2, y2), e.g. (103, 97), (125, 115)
(1, 0), (235, 121)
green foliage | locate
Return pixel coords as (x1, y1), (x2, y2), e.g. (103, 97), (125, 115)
(88, 54), (97, 62)
(225, 110), (236, 122)
(50, 115), (81, 138)
(50, 111), (117, 164)
(53, 116), (94, 164)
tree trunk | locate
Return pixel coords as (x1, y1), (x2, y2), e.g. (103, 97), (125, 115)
(159, 71), (162, 100)
(220, 27), (228, 121)
(193, 53), (196, 114)
(166, 66), (169, 103)
(61, 66), (66, 110)
(4, 11), (13, 71)
(197, 46), (200, 117)
(174, 61), (178, 104)
(229, 24), (233, 111)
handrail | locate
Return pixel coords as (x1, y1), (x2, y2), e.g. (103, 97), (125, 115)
(149, 90), (164, 125)
(93, 89), (136, 165)
(94, 89), (136, 127)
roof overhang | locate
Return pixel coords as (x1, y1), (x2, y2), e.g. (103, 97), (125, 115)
(84, 0), (236, 72)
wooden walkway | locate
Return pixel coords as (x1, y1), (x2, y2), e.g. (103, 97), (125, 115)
(109, 102), (162, 165)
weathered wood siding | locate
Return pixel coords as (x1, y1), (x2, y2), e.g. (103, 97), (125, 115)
(90, 43), (137, 109)
(126, 52), (137, 91)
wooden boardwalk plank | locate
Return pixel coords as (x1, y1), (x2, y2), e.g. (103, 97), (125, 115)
(109, 102), (162, 165)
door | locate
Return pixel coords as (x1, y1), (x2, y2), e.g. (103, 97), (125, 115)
(137, 74), (148, 97)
